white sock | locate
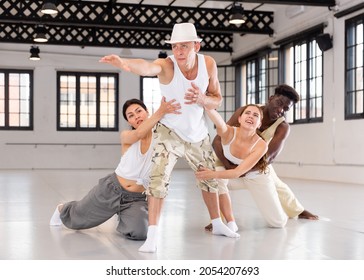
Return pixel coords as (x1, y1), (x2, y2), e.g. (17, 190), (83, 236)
(49, 204), (63, 226)
(227, 221), (239, 232)
(138, 225), (158, 253)
(212, 218), (240, 238)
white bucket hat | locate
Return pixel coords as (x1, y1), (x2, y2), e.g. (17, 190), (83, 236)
(165, 22), (203, 44)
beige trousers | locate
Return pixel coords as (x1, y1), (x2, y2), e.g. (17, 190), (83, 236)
(217, 162), (304, 226)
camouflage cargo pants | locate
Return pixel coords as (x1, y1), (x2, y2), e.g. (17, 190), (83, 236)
(147, 123), (219, 198)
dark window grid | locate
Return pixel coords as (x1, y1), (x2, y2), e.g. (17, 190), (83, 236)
(218, 65), (236, 122)
(293, 39), (323, 124)
(346, 88), (364, 117)
(294, 45), (309, 122)
(246, 60), (257, 104)
(57, 72), (118, 131)
(265, 58), (279, 104)
(258, 58), (268, 103)
(345, 16), (364, 119)
(0, 70), (33, 130)
(246, 53), (279, 106)
(308, 49), (323, 119)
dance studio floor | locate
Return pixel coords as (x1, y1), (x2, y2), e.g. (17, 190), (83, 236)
(0, 168), (364, 260)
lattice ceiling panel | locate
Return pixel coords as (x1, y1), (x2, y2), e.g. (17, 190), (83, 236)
(4, 0), (337, 52)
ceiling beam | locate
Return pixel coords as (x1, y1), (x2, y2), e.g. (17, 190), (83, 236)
(210, 0), (336, 7)
(0, 0), (275, 52)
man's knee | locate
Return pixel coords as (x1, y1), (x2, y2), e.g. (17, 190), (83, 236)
(267, 216), (288, 228)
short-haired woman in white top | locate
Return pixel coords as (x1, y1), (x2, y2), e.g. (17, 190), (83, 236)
(50, 98), (180, 240)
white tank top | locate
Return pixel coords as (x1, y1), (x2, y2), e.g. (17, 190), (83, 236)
(222, 127), (261, 165)
(159, 54), (209, 143)
(114, 135), (155, 188)
(260, 116), (285, 143)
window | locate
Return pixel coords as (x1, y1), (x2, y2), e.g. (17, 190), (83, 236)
(272, 24), (325, 123)
(57, 72), (118, 131)
(141, 66), (236, 121)
(289, 38), (323, 123)
(218, 65), (236, 121)
(345, 14), (364, 119)
(245, 49), (279, 105)
(0, 69), (33, 130)
(141, 77), (161, 114)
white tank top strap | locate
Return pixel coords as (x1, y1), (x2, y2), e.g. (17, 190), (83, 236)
(250, 136), (263, 151)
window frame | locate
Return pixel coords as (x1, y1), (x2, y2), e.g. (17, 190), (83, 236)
(0, 69), (34, 130)
(245, 49), (280, 105)
(345, 13), (364, 120)
(291, 36), (324, 124)
(140, 76), (161, 114)
(56, 71), (119, 131)
(217, 65), (237, 121)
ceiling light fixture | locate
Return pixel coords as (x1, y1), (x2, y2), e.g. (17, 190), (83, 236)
(229, 2), (245, 25)
(34, 25), (48, 43)
(158, 51), (168, 59)
(29, 46), (41, 61)
(41, 1), (58, 15)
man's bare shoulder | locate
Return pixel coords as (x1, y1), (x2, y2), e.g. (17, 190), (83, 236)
(204, 55), (216, 66)
(154, 57), (173, 67)
(155, 57), (174, 83)
(275, 120), (290, 138)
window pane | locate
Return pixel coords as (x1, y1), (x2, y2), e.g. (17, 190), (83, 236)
(0, 73), (4, 119)
(357, 22), (363, 44)
(357, 42), (363, 68)
(217, 66), (236, 121)
(142, 77), (162, 114)
(357, 90), (364, 113)
(59, 75), (77, 128)
(357, 68), (363, 91)
(345, 17), (364, 118)
(226, 67), (235, 80)
(80, 75), (97, 128)
(0, 72), (4, 126)
(0, 72), (32, 128)
(100, 76), (117, 129)
(291, 35), (323, 122)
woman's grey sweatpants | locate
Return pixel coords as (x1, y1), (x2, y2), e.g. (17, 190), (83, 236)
(60, 173), (148, 240)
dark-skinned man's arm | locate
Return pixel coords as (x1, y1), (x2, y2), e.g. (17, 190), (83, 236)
(265, 121), (290, 164)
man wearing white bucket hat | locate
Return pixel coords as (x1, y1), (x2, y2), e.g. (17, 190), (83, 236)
(100, 22), (239, 253)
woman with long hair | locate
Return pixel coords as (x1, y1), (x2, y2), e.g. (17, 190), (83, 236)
(196, 104), (288, 230)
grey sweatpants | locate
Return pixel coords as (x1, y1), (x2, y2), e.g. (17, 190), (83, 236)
(60, 173), (148, 240)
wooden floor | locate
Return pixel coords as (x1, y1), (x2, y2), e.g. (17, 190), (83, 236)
(0, 168), (364, 260)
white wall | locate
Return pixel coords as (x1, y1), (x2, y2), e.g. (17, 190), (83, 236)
(231, 0), (364, 185)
